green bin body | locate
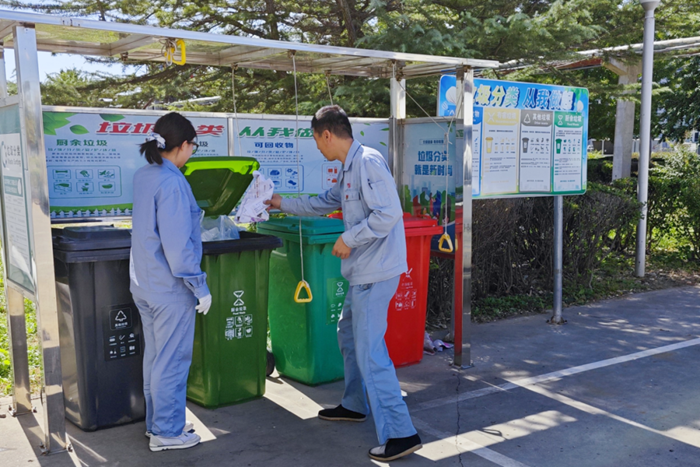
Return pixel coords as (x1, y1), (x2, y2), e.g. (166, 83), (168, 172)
(186, 232), (281, 408)
(180, 156), (282, 408)
(258, 217), (347, 386)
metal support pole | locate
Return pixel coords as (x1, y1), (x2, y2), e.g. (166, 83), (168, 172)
(6, 285), (33, 415)
(456, 67), (473, 368)
(550, 196), (564, 324)
(635, 0), (659, 277)
(0, 45), (7, 98)
(389, 69), (406, 198)
(14, 24), (69, 454)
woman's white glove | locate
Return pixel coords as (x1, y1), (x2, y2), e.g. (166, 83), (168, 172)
(195, 294), (212, 315)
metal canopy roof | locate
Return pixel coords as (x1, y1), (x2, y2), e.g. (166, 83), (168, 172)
(0, 10), (499, 78)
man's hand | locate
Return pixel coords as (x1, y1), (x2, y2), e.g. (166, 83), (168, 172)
(332, 235), (352, 259)
(264, 194), (282, 211)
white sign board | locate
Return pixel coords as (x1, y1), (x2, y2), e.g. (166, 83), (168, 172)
(0, 102), (35, 293)
(231, 118), (389, 195)
(43, 111), (229, 218)
(42, 110), (390, 217)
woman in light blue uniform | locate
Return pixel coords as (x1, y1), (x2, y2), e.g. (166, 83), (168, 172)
(129, 112), (212, 452)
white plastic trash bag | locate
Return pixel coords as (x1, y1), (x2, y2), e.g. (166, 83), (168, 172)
(201, 215), (241, 241)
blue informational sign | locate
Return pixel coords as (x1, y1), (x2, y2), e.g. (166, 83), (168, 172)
(409, 76), (588, 244)
(401, 121), (459, 223)
(42, 110), (389, 218)
(435, 76), (588, 198)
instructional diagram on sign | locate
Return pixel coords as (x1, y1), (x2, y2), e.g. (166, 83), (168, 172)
(519, 109), (553, 192)
(481, 108), (520, 195)
(234, 118), (388, 195)
(43, 111), (228, 217)
(49, 166), (122, 198)
(553, 112), (584, 192)
(257, 165), (304, 192)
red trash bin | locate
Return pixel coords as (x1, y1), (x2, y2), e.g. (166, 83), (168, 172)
(385, 214), (443, 367)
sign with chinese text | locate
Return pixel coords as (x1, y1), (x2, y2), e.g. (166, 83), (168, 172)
(435, 77), (588, 198)
(0, 102), (35, 293)
(42, 111), (389, 217)
(232, 119), (388, 195)
(43, 111), (229, 218)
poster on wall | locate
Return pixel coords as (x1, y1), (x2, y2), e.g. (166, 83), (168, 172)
(42, 110), (389, 217)
(401, 120), (459, 222)
(231, 118), (389, 196)
(0, 102), (35, 293)
(437, 76), (589, 198)
(43, 111), (229, 218)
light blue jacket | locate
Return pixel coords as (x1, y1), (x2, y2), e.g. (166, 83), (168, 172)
(130, 158), (210, 302)
(281, 140), (407, 286)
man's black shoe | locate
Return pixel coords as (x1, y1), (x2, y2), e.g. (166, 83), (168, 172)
(368, 434), (422, 462)
(318, 405), (367, 422)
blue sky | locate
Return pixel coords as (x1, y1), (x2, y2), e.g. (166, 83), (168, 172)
(3, 49), (131, 83)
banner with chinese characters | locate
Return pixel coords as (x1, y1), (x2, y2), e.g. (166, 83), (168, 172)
(435, 77), (588, 198)
(42, 110), (389, 218)
(231, 118), (389, 195)
(43, 111), (228, 218)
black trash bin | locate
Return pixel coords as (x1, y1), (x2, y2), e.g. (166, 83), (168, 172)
(53, 225), (145, 431)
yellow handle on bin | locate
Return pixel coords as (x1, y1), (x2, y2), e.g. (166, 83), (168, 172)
(438, 233), (454, 253)
(294, 280), (313, 303)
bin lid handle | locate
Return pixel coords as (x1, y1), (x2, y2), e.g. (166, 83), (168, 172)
(294, 280), (313, 303)
(438, 233), (454, 253)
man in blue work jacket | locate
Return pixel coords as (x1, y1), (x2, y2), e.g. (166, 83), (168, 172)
(265, 105), (422, 462)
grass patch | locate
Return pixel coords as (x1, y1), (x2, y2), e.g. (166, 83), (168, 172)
(0, 271), (43, 398)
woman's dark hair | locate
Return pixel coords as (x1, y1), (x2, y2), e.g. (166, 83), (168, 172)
(311, 105), (353, 139)
(139, 112), (197, 165)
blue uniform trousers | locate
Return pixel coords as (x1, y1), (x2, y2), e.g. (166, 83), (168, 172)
(135, 294), (196, 437)
(338, 276), (417, 444)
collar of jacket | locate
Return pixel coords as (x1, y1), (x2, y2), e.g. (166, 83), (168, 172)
(342, 139), (362, 172)
(161, 158), (181, 175)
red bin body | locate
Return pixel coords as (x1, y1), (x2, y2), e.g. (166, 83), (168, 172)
(385, 215), (443, 367)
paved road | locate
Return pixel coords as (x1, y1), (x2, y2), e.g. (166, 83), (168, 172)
(2, 285), (699, 466)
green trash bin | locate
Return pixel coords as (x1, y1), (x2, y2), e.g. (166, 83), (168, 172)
(258, 216), (347, 386)
(180, 157), (282, 408)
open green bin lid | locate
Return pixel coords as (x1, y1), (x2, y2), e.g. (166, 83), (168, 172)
(181, 156), (259, 217)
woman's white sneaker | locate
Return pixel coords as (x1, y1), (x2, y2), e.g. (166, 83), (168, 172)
(149, 432), (201, 452)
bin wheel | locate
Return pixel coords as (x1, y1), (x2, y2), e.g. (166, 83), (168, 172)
(266, 350), (275, 377)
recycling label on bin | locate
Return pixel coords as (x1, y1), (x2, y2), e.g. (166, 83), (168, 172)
(326, 278), (349, 325)
(103, 304), (141, 361)
(393, 270), (417, 312)
(226, 289), (254, 340)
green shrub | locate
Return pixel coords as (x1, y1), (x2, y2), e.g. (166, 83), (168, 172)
(427, 181), (641, 324)
(649, 147), (700, 258)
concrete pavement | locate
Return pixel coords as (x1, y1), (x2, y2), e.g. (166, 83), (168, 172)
(2, 285), (700, 466)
